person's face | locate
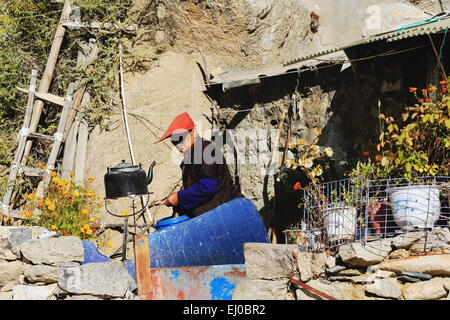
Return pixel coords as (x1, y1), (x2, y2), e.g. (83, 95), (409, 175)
(170, 128), (195, 153)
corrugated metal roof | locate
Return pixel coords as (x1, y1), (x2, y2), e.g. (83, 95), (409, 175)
(284, 16), (450, 66)
(209, 51), (347, 90)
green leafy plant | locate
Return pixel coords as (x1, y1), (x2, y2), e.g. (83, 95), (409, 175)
(376, 82), (450, 178)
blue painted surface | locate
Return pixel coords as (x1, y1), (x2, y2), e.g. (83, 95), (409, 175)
(154, 215), (191, 231)
(81, 240), (110, 264)
(171, 270), (181, 280)
(151, 264), (247, 300)
(148, 198), (269, 268)
(209, 277), (235, 300)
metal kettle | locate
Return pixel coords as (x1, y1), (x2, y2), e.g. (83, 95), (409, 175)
(104, 159), (156, 199)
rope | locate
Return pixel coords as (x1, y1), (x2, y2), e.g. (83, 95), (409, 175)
(396, 17), (439, 35)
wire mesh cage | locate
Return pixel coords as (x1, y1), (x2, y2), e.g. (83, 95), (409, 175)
(284, 176), (450, 252)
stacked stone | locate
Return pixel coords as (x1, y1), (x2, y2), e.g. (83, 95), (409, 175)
(236, 228), (450, 300)
(0, 226), (137, 300)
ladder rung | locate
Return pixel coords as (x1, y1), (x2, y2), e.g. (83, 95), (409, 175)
(3, 209), (22, 219)
(28, 132), (54, 141)
(21, 166), (46, 177)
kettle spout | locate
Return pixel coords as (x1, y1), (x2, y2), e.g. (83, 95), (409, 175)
(146, 160), (156, 185)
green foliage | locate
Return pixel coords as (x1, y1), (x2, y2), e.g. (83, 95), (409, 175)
(349, 80), (450, 182)
(0, 0), (160, 197)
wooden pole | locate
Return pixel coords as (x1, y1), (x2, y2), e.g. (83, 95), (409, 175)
(61, 118), (79, 178)
(134, 235), (153, 300)
(21, 0), (72, 166)
(63, 40), (99, 141)
(74, 95), (89, 183)
(1, 70), (38, 220)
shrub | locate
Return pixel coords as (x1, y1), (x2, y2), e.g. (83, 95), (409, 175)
(19, 169), (103, 240)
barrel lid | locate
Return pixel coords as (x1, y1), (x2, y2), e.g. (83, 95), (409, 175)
(155, 215), (191, 228)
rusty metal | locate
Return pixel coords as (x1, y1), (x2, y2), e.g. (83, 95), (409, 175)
(289, 277), (338, 300)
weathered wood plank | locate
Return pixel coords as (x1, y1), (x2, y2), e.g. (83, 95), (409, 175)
(61, 118), (79, 178)
(16, 87), (64, 106)
(28, 132), (54, 141)
(73, 93), (89, 183)
(63, 41), (98, 141)
(20, 166), (47, 177)
(134, 235), (153, 300)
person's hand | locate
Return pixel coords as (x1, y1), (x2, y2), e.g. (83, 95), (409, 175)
(164, 191), (179, 207)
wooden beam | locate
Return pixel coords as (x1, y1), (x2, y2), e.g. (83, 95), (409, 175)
(21, 0), (72, 167)
(61, 118), (79, 178)
(63, 40), (98, 141)
(73, 93), (89, 182)
(16, 87), (64, 106)
(20, 166), (46, 177)
(134, 235), (153, 300)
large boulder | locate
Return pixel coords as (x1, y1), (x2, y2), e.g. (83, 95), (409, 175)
(232, 280), (288, 300)
(0, 260), (24, 287)
(403, 277), (450, 300)
(373, 254), (450, 276)
(338, 239), (392, 268)
(17, 236), (84, 265)
(58, 261), (137, 298)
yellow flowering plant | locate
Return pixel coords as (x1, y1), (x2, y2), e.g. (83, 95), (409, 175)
(19, 171), (104, 240)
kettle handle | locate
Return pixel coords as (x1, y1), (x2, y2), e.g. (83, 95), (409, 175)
(146, 160), (156, 185)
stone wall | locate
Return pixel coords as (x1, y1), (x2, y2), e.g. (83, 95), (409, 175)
(234, 229), (450, 300)
(0, 226), (137, 300)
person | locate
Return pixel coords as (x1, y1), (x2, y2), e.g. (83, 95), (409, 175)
(156, 112), (243, 218)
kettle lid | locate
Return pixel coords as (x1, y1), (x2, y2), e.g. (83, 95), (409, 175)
(109, 159), (141, 173)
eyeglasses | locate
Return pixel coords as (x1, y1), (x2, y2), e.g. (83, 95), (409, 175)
(170, 130), (192, 146)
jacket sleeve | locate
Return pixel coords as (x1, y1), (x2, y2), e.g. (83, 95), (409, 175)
(177, 177), (218, 211)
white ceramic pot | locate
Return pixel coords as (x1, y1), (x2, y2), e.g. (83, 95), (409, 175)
(388, 185), (440, 230)
(322, 206), (357, 241)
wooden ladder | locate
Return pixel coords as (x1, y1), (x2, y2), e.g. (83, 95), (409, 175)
(0, 0), (97, 222)
(1, 74), (75, 219)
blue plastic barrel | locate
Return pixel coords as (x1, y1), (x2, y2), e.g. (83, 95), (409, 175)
(148, 198), (269, 268)
(154, 215), (191, 231)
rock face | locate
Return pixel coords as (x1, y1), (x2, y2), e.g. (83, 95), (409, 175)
(17, 236), (84, 265)
(339, 239), (392, 268)
(0, 261), (24, 287)
(232, 280), (288, 300)
(375, 254), (450, 276)
(58, 262), (137, 298)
